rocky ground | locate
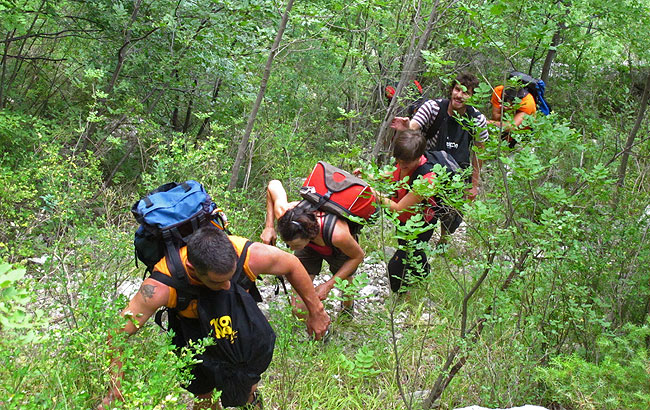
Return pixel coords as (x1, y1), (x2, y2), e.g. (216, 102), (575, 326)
(255, 258), (391, 320)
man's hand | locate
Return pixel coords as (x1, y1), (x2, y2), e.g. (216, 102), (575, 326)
(305, 307), (331, 341)
(260, 227), (277, 246)
(314, 281), (334, 301)
(390, 117), (410, 131)
(466, 186), (478, 202)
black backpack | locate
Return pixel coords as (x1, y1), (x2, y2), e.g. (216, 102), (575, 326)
(152, 241), (275, 408)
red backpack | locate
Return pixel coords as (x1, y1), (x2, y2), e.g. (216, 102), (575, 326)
(299, 162), (377, 230)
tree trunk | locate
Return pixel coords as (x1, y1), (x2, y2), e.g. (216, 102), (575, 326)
(540, 24), (563, 84)
(197, 76), (222, 139)
(228, 0), (295, 190)
(0, 30), (15, 109)
(6, 0), (47, 97)
(371, 0), (451, 160)
(614, 71), (650, 203)
(182, 78), (197, 133)
(243, 134), (258, 191)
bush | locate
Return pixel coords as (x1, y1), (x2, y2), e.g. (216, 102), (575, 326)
(535, 323), (650, 410)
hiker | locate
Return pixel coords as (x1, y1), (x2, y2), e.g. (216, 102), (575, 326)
(98, 226), (330, 410)
(488, 81), (537, 148)
(390, 72), (488, 241)
(365, 130), (439, 292)
(385, 79), (425, 118)
(261, 179), (365, 316)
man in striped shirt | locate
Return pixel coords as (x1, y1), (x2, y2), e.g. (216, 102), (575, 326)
(391, 72), (488, 239)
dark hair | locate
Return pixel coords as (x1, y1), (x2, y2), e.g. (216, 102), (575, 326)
(393, 129), (425, 162)
(186, 226), (237, 276)
(277, 207), (320, 242)
(449, 72), (479, 96)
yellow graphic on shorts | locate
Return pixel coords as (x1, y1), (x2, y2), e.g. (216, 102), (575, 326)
(210, 316), (238, 344)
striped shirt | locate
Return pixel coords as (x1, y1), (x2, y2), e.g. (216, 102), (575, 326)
(413, 99), (489, 151)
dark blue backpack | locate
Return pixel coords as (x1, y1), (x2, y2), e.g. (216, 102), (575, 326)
(508, 71), (551, 115)
(131, 180), (228, 274)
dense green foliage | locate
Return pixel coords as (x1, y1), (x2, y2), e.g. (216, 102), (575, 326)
(1, 0), (649, 408)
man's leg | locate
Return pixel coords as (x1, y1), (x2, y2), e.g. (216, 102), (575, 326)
(437, 208), (462, 247)
(291, 247), (322, 318)
(389, 227), (435, 293)
(187, 364), (220, 410)
(241, 384), (262, 409)
(193, 391), (221, 410)
(388, 248), (409, 293)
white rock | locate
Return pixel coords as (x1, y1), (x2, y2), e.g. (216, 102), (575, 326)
(117, 278), (141, 298)
(27, 255), (49, 265)
(359, 285), (380, 298)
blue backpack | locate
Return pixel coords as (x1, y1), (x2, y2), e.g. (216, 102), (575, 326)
(508, 71), (551, 115)
(131, 180), (228, 274)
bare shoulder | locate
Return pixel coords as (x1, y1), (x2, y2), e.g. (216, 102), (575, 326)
(277, 201), (300, 216)
(330, 219), (357, 245)
(331, 219), (364, 258)
(333, 217), (352, 234)
(247, 242), (296, 276)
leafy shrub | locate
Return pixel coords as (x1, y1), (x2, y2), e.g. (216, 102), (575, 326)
(535, 323), (650, 410)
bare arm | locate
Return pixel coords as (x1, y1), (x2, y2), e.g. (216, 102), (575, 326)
(468, 141), (485, 201)
(491, 104), (502, 122)
(98, 279), (169, 409)
(374, 188), (423, 213)
(246, 242), (330, 340)
(261, 184), (278, 245)
(391, 116), (421, 131)
(261, 180), (299, 245)
(488, 110), (527, 131)
(315, 220), (365, 300)
(267, 180), (293, 219)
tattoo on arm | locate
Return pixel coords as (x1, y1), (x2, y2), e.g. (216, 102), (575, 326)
(139, 284), (155, 302)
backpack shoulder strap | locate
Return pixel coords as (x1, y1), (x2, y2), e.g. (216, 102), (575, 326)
(148, 243), (201, 313)
(462, 105), (484, 145)
(321, 213), (338, 249)
(149, 272), (200, 314)
(148, 270), (187, 332)
(465, 104), (481, 119)
(296, 199), (317, 212)
(232, 240), (263, 303)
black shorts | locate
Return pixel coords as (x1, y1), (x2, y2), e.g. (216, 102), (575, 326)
(294, 246), (355, 277)
(172, 316), (263, 408)
(436, 206), (463, 234)
(184, 361), (259, 407)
